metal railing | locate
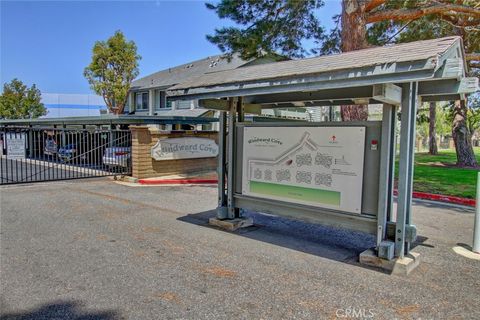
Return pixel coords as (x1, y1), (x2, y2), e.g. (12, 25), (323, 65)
(0, 127), (131, 185)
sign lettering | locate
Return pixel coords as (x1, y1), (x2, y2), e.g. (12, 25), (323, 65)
(151, 137), (218, 161)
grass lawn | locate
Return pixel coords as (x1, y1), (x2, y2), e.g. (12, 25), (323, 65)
(395, 147), (480, 199)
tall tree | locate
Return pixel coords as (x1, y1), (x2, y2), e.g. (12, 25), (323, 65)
(466, 95), (480, 137)
(0, 78), (46, 119)
(206, 1), (324, 60)
(452, 100), (477, 166)
(84, 31), (140, 115)
(445, 95), (480, 166)
(429, 102), (438, 155)
(324, 0), (480, 122)
(364, 2), (479, 166)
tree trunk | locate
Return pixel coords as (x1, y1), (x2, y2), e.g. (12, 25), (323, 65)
(428, 102), (438, 155)
(340, 0), (369, 121)
(452, 100), (477, 167)
(341, 0), (368, 52)
(340, 105), (369, 121)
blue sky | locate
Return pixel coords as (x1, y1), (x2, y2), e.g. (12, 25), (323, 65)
(1, 0), (342, 94)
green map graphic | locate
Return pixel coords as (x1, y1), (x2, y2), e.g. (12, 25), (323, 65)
(250, 181), (340, 206)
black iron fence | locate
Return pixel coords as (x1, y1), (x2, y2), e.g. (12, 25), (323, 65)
(0, 127), (131, 185)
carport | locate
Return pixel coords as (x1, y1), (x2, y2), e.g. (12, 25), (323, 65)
(167, 36), (479, 265)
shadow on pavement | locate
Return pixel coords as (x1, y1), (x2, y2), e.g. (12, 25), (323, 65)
(0, 301), (118, 320)
(178, 209), (380, 269)
(411, 235), (433, 249)
(179, 210), (434, 273)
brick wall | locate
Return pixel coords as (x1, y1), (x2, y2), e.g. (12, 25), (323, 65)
(130, 126), (218, 179)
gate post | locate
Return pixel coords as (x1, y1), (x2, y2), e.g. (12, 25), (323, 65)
(129, 125), (150, 179)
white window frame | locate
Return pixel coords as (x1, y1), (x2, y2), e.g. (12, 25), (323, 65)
(135, 92), (149, 111)
(155, 90), (171, 110)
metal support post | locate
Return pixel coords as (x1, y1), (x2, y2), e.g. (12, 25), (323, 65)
(216, 111), (228, 219)
(237, 97), (244, 122)
(234, 97), (243, 218)
(227, 97), (237, 219)
(376, 104), (396, 254)
(28, 125), (34, 158)
(473, 172), (480, 253)
(388, 112), (398, 223)
(61, 124), (66, 147)
(395, 82), (418, 258)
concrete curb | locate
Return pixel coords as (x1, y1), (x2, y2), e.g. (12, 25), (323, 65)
(138, 178), (218, 185)
(393, 190), (475, 207)
(136, 178), (475, 207)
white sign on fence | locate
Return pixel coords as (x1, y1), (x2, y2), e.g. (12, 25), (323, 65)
(242, 126), (366, 214)
(6, 133), (26, 160)
(151, 137), (218, 161)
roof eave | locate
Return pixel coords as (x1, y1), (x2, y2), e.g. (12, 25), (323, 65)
(167, 58), (438, 101)
(130, 84), (173, 92)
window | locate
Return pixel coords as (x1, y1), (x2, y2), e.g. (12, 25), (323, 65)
(177, 100), (191, 109)
(135, 92), (149, 110)
(155, 91), (171, 110)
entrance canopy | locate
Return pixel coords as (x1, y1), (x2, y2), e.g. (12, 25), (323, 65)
(167, 36), (478, 107)
(165, 36), (478, 261)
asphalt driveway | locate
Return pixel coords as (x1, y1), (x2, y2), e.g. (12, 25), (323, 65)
(1, 178), (478, 319)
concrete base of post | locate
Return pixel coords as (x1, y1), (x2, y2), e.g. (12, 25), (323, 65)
(452, 245), (480, 261)
(209, 217), (254, 232)
(359, 248), (421, 276)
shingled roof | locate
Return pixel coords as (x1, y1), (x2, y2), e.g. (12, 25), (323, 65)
(131, 54), (253, 90)
(169, 36), (463, 91)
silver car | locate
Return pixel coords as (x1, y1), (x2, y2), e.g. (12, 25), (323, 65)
(102, 147), (131, 168)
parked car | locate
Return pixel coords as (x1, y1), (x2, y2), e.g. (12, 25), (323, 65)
(58, 144), (86, 163)
(102, 147), (131, 168)
(44, 137), (58, 157)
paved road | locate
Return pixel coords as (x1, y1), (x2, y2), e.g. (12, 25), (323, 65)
(1, 179), (478, 319)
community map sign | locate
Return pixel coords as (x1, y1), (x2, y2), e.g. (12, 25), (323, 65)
(242, 126), (366, 214)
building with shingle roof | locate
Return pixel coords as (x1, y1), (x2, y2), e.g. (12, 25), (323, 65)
(127, 54), (285, 118)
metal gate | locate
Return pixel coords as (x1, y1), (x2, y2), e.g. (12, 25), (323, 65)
(0, 127), (131, 185)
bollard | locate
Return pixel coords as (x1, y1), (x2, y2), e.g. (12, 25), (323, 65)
(474, 172), (480, 254)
